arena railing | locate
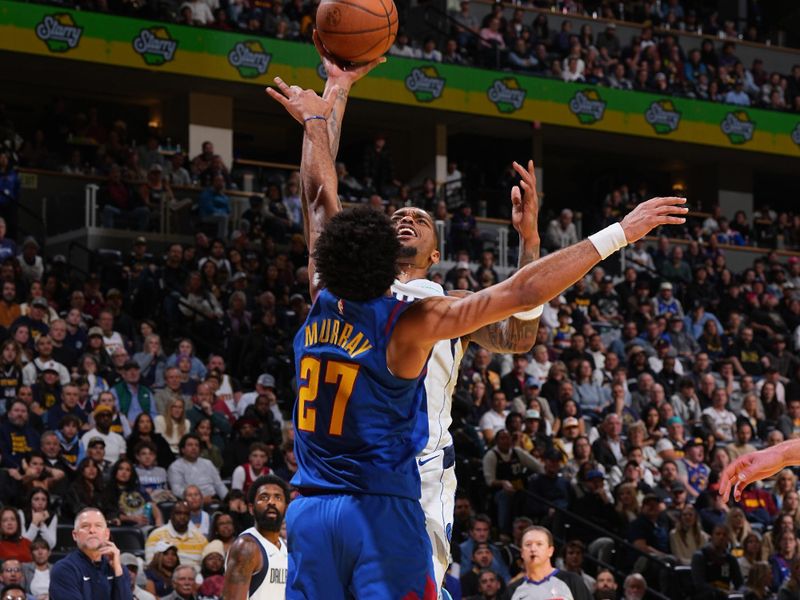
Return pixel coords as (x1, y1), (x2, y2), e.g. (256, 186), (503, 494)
(523, 487), (679, 600)
(17, 168), (800, 271)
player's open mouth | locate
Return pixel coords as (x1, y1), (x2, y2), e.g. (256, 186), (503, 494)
(396, 226), (417, 238)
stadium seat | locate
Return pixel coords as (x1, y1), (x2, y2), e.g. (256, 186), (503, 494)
(56, 523), (75, 552)
(158, 501), (175, 522)
(110, 526), (146, 556)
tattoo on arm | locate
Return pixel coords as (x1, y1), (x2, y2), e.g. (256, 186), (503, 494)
(222, 537), (261, 598)
(327, 87), (349, 159)
(466, 238), (541, 353)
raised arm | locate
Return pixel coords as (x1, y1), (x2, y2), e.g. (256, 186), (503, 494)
(389, 197), (688, 379)
(466, 160), (541, 353)
(222, 535), (263, 600)
(267, 79), (339, 302)
(315, 31), (384, 160)
(267, 40), (384, 302)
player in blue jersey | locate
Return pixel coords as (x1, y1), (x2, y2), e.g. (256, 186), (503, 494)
(273, 38), (544, 599)
(268, 70), (688, 600)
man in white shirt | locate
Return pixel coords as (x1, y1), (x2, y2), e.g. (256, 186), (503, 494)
(97, 309), (126, 356)
(81, 405), (127, 463)
(167, 433), (228, 502)
(545, 209), (578, 250)
(22, 336), (70, 386)
(702, 388), (737, 443)
(207, 355), (240, 416)
(479, 390), (511, 444)
(526, 345), (552, 381)
(238, 373), (282, 424)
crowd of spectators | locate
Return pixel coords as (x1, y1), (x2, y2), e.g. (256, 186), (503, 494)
(444, 227), (800, 598)
(0, 147), (798, 599)
(436, 2), (800, 113)
(20, 0), (800, 114)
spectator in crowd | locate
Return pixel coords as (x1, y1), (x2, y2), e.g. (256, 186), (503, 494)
(145, 501), (207, 568)
(546, 209), (579, 250)
(82, 404), (127, 463)
(167, 433), (228, 502)
(0, 152), (20, 237)
(691, 524), (744, 597)
(198, 174), (230, 240)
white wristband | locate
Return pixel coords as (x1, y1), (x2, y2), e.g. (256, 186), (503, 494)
(513, 305), (544, 321)
(588, 222), (628, 260)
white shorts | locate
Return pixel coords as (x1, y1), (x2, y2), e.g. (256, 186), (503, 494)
(417, 444), (457, 592)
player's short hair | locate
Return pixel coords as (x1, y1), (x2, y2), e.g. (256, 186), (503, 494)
(522, 525), (554, 547)
(313, 207), (400, 302)
(247, 474), (291, 505)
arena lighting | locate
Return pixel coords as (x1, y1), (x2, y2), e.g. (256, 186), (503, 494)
(672, 182), (687, 194)
(147, 119), (160, 129)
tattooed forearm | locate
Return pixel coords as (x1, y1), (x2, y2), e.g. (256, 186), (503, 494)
(474, 315), (540, 353)
(327, 87), (349, 159)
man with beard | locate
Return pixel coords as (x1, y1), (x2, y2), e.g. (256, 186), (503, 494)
(223, 474), (289, 600)
(49, 507), (131, 600)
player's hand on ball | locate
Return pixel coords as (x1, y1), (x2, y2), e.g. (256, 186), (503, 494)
(619, 196), (688, 243)
(266, 77), (340, 125)
(314, 30), (386, 88)
(719, 447), (785, 502)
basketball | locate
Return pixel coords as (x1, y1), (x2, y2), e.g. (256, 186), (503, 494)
(316, 0), (398, 64)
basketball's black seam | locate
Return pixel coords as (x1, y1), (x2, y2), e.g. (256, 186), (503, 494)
(322, 0), (385, 18)
(375, 0), (391, 53)
(318, 16), (398, 36)
(347, 28), (391, 60)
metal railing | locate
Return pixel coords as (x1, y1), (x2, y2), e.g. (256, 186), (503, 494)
(523, 487), (677, 600)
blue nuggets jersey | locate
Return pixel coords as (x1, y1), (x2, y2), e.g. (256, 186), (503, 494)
(291, 288), (423, 500)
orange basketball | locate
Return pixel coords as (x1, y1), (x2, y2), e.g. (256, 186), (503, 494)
(316, 0), (398, 64)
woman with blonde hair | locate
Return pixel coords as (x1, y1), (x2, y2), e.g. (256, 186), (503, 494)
(781, 491), (800, 528)
(727, 507), (753, 557)
(669, 504), (709, 565)
(774, 470), (798, 511)
(739, 532), (767, 580)
(133, 334), (167, 389)
(614, 483), (640, 524)
(155, 397), (190, 455)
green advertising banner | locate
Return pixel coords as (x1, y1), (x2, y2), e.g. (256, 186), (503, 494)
(2, 0), (800, 157)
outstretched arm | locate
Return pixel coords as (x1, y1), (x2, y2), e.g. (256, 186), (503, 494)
(389, 197), (687, 379)
(267, 79), (339, 302)
(466, 160), (541, 353)
(719, 439), (800, 502)
(222, 535), (263, 600)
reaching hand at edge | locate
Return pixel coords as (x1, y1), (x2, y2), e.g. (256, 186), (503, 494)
(719, 443), (790, 502)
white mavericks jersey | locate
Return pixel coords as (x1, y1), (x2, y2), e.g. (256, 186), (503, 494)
(233, 527), (288, 600)
(391, 279), (465, 457)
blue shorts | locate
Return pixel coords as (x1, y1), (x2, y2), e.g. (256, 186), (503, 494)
(286, 492), (437, 600)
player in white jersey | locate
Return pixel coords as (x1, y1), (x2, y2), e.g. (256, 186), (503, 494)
(223, 475), (290, 600)
(270, 36), (542, 597)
